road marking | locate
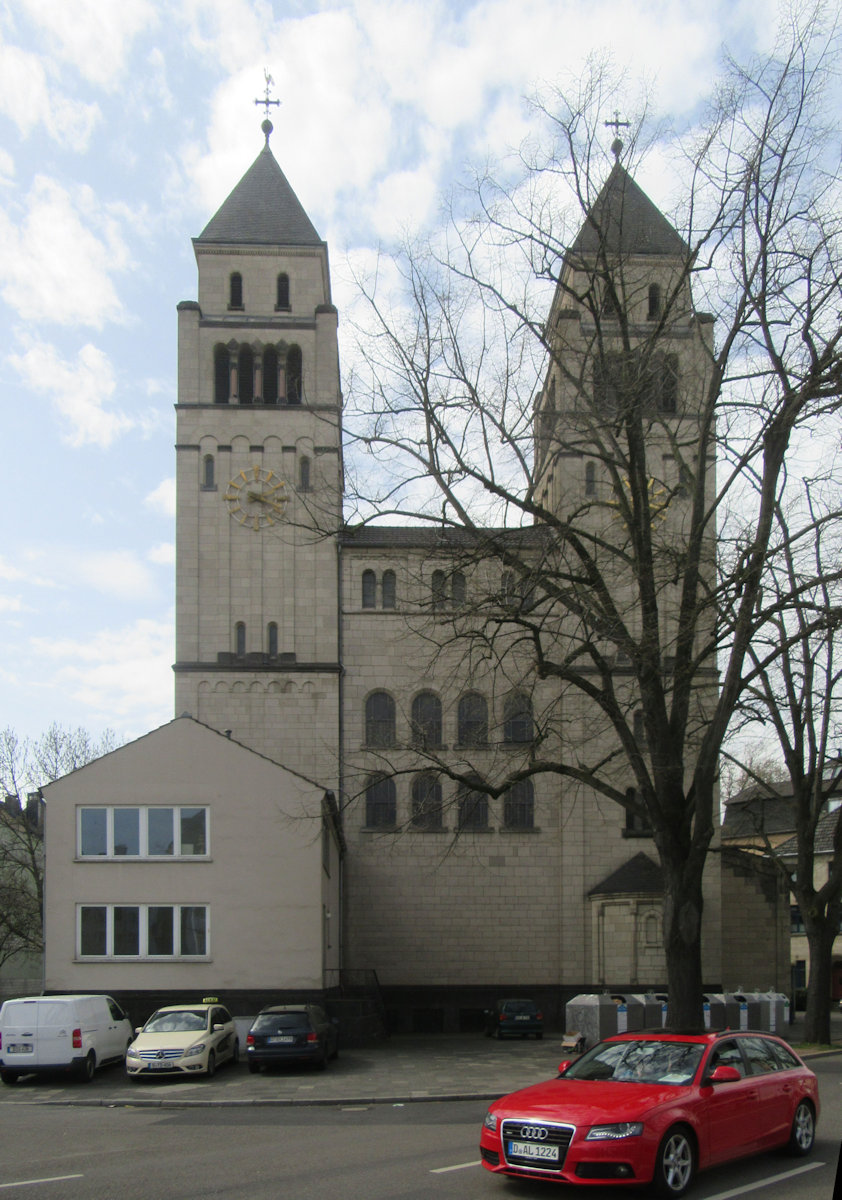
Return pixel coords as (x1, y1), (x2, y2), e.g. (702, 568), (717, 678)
(704, 1161), (825, 1200)
(430, 1160), (481, 1174)
(0, 1176), (84, 1190)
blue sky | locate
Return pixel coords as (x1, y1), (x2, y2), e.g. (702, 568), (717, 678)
(0, 0), (783, 742)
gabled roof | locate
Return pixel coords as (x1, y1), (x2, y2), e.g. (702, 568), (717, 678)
(196, 144), (323, 248)
(588, 851), (664, 897)
(773, 806), (842, 858)
(569, 161), (689, 261)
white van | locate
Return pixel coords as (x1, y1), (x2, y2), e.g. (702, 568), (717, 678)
(0, 994), (133, 1083)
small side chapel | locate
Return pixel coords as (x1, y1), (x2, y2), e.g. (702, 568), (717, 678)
(44, 115), (788, 1030)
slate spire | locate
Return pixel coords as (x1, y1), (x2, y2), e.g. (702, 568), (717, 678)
(195, 141), (323, 248)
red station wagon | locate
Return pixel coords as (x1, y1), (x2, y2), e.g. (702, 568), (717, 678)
(479, 1028), (819, 1197)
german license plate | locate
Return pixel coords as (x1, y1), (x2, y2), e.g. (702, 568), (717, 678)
(515, 1015), (529, 1021)
(7, 1043), (33, 1054)
(146, 1059), (173, 1070)
(268, 1036), (294, 1044)
(509, 1141), (558, 1161)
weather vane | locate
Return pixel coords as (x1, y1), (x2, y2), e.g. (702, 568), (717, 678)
(605, 110), (630, 160)
(255, 69), (281, 143)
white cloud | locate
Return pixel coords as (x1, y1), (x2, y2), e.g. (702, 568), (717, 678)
(147, 542), (175, 566)
(70, 550), (162, 602)
(17, 0), (158, 89)
(145, 478), (176, 517)
(0, 41), (100, 149)
(29, 615), (174, 734)
(0, 595), (26, 615)
(0, 175), (131, 327)
(9, 339), (133, 448)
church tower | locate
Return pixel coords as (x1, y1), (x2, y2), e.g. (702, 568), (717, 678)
(174, 120), (342, 789)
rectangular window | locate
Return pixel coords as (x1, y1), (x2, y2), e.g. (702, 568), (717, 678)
(77, 807), (209, 859)
(79, 906), (107, 955)
(76, 904), (209, 958)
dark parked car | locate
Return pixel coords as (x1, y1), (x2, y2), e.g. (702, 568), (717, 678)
(484, 998), (543, 1039)
(246, 1004), (338, 1072)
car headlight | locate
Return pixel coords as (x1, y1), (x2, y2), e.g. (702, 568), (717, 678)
(182, 1042), (207, 1058)
(483, 1111), (498, 1131)
(585, 1123), (644, 1141)
(126, 1046), (139, 1059)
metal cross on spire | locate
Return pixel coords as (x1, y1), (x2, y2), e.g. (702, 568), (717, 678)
(604, 109), (630, 160)
(255, 69), (281, 144)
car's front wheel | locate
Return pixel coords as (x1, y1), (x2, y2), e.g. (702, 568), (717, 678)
(0, 1070), (19, 1086)
(653, 1126), (695, 1198)
(205, 1051), (216, 1079)
(788, 1100), (815, 1156)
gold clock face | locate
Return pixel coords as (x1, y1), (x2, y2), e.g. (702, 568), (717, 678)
(224, 466), (288, 530)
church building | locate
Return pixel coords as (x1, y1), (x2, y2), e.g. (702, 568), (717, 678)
(44, 118), (788, 1032)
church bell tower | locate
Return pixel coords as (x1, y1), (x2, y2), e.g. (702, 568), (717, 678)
(174, 117), (342, 789)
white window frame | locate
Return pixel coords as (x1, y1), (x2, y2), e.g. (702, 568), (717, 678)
(76, 903), (210, 959)
(77, 806), (210, 859)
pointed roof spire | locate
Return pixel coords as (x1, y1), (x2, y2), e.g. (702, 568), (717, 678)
(570, 161), (689, 260)
(195, 142), (323, 247)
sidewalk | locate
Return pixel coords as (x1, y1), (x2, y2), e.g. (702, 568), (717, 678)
(1, 1018), (838, 1109)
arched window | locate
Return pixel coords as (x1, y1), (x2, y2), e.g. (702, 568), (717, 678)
(411, 773), (442, 830)
(263, 346), (278, 405)
(504, 779), (534, 829)
(202, 455), (215, 488)
(457, 782), (488, 830)
(235, 622), (246, 658)
(267, 622), (278, 658)
(503, 693), (533, 744)
(362, 570), (377, 609)
(458, 692), (488, 746)
(451, 571), (466, 607)
(382, 570), (396, 609)
(432, 570), (447, 612)
(658, 353), (679, 413)
(365, 774), (396, 828)
(286, 345), (303, 404)
(648, 283), (661, 320)
(365, 691), (395, 747)
(214, 345), (230, 404)
(299, 456), (311, 492)
(585, 461), (596, 496)
(501, 571), (516, 607)
(238, 344), (254, 404)
(624, 786), (652, 836)
(411, 691), (442, 749)
(276, 273), (290, 310)
(229, 272), (243, 309)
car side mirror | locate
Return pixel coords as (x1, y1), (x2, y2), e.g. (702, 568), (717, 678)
(134, 1027), (142, 1035)
(212, 1023), (225, 1032)
(706, 1065), (742, 1084)
(557, 1059), (573, 1075)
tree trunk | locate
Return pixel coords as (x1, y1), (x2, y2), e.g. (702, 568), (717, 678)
(662, 855), (706, 1028)
(803, 920), (836, 1044)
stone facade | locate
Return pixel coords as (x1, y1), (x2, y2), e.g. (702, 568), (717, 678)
(165, 135), (786, 1025)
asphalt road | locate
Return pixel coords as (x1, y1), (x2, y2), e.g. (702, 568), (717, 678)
(0, 1060), (838, 1200)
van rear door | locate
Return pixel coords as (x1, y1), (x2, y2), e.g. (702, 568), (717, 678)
(1, 999), (41, 1069)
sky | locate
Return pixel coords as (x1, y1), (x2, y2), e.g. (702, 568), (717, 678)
(0, 0), (786, 744)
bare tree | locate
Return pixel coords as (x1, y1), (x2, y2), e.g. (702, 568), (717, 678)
(0, 725), (120, 964)
(725, 492), (842, 1043)
(344, 13), (842, 1025)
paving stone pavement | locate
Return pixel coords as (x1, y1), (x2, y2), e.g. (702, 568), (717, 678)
(0, 1017), (837, 1108)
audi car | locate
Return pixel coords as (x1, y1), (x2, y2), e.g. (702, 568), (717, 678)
(246, 1004), (338, 1072)
(126, 1000), (239, 1079)
(480, 1029), (818, 1196)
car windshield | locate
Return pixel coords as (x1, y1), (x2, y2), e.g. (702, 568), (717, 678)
(144, 1009), (209, 1033)
(501, 1001), (537, 1015)
(564, 1039), (705, 1086)
(253, 1012), (308, 1033)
